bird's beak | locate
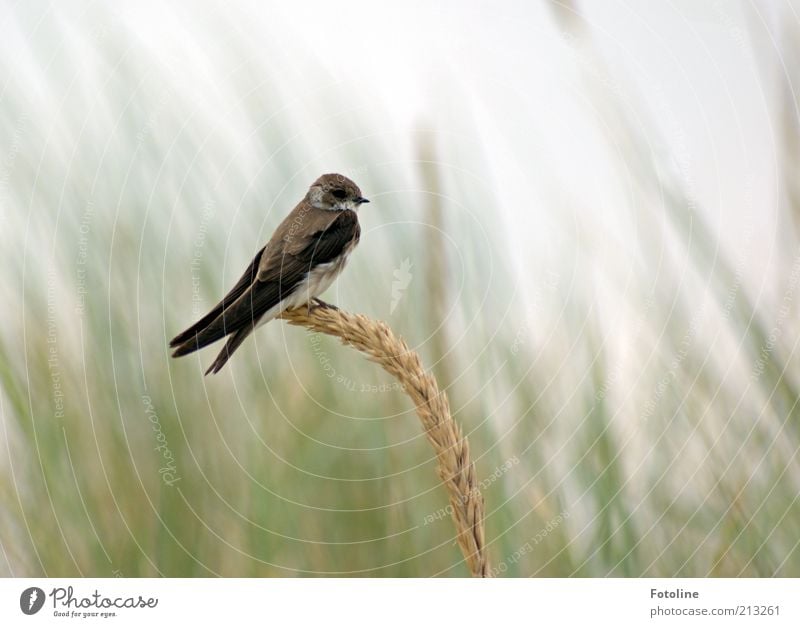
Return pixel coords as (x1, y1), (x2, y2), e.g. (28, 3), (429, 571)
(356, 197), (370, 204)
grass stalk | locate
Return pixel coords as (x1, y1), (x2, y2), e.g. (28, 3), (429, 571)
(280, 303), (490, 577)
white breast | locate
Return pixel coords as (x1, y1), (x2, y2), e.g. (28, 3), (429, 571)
(283, 249), (352, 309)
(253, 239), (357, 329)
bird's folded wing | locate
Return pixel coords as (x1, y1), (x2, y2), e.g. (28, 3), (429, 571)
(169, 245), (266, 348)
(172, 210), (360, 356)
(258, 209), (361, 281)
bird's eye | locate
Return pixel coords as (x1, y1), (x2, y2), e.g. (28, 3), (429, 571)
(331, 189), (347, 199)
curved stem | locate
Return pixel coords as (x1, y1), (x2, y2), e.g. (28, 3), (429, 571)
(280, 303), (490, 577)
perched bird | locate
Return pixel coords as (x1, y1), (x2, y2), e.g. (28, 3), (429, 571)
(170, 173), (369, 374)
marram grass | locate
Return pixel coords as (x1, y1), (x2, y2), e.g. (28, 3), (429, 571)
(280, 303), (489, 577)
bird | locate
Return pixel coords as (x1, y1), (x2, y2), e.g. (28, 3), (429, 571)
(170, 173), (369, 375)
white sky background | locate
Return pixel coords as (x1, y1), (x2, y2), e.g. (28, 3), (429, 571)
(118, 0), (788, 298)
(2, 1), (800, 576)
(0, 0), (794, 329)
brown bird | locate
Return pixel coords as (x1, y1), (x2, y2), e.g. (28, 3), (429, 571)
(170, 173), (369, 374)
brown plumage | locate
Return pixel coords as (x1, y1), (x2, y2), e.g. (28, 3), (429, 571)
(170, 173), (368, 374)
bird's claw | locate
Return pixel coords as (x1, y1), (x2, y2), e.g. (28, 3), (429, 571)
(310, 298), (338, 313)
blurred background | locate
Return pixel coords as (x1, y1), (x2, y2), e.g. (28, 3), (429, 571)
(1, 0), (799, 576)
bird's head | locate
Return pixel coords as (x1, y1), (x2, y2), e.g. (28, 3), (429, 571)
(307, 173), (370, 211)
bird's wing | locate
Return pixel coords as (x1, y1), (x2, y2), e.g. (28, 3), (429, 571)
(292, 209), (360, 267)
(257, 209), (360, 281)
(172, 210), (360, 360)
(169, 245), (266, 348)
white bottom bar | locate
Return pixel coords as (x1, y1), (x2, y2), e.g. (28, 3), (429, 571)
(1, 578), (796, 626)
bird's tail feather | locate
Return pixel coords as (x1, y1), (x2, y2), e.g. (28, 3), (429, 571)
(169, 246), (265, 349)
(171, 298), (287, 369)
(205, 326), (253, 375)
(170, 315), (217, 350)
(171, 309), (248, 358)
(171, 331), (217, 358)
(201, 301), (289, 372)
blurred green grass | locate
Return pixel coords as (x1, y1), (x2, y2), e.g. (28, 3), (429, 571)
(1, 1), (799, 577)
